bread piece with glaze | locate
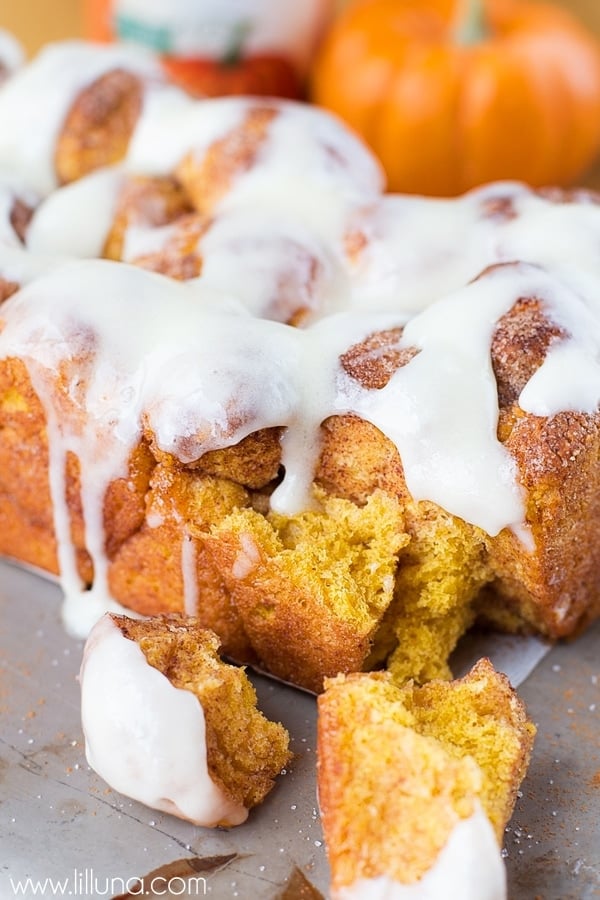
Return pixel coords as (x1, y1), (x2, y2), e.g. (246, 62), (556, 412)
(80, 612), (291, 826)
(317, 659), (535, 898)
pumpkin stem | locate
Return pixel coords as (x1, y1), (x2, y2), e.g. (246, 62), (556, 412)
(222, 20), (252, 67)
(453, 0), (488, 46)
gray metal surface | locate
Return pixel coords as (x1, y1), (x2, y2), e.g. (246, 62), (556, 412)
(0, 559), (599, 899)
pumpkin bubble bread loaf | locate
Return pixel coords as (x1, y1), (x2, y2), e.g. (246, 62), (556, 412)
(312, 0), (600, 196)
(2, 42), (600, 690)
(317, 659), (536, 899)
(80, 613), (291, 826)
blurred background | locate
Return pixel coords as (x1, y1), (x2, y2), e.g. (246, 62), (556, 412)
(2, 0), (599, 55)
(1, 0), (81, 52)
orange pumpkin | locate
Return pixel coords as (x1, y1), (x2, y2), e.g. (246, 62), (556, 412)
(312, 0), (600, 195)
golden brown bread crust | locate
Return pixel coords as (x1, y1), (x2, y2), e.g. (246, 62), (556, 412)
(0, 358), (57, 569)
(316, 415), (411, 505)
(492, 296), (566, 413)
(54, 70), (142, 185)
(485, 281), (600, 635)
(107, 464), (257, 662)
(0, 353), (268, 663)
(487, 411), (600, 636)
(146, 427), (282, 490)
(339, 327), (418, 390)
(109, 525), (255, 660)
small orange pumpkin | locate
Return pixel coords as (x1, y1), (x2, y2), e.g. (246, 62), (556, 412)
(312, 0), (600, 195)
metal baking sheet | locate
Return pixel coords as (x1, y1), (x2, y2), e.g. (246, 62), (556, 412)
(1, 559), (599, 899)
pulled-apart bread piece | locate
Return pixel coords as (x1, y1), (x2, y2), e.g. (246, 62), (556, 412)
(201, 488), (409, 692)
(317, 659), (535, 899)
(80, 612), (291, 826)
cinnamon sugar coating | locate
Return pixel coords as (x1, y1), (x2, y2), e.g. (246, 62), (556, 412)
(175, 106), (278, 215)
(55, 70), (142, 184)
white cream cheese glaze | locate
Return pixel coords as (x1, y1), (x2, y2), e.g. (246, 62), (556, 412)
(334, 804), (505, 900)
(348, 182), (600, 315)
(517, 264), (600, 417)
(2, 255), (600, 631)
(207, 99), (384, 231)
(123, 205), (347, 323)
(346, 265), (529, 535)
(194, 209), (342, 322)
(26, 163), (600, 331)
(26, 167), (127, 258)
(80, 613), (247, 826)
(125, 84), (244, 176)
(126, 90), (384, 210)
